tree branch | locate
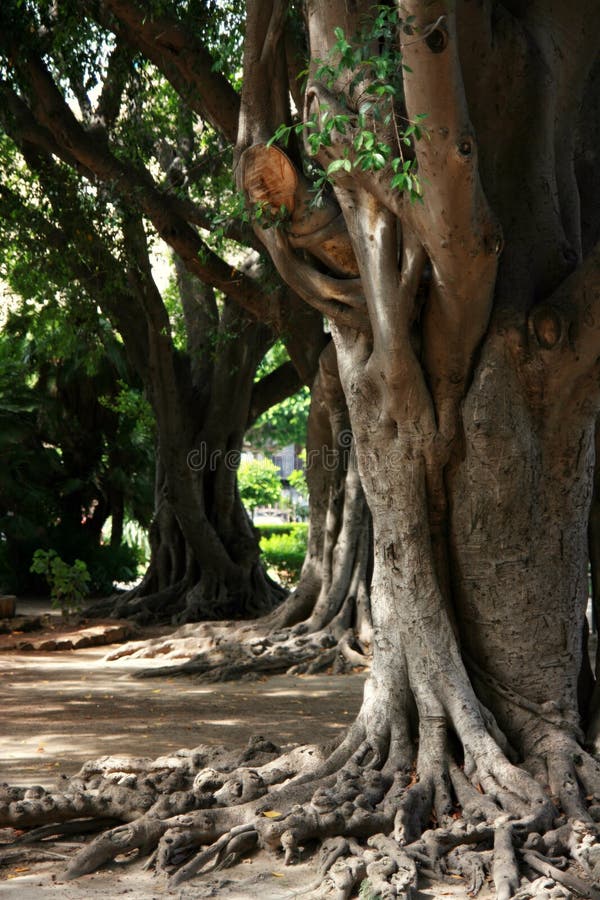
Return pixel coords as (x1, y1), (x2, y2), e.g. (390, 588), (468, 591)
(94, 38), (131, 134)
(259, 227), (368, 332)
(2, 53), (271, 322)
(0, 82), (89, 175)
(236, 0), (292, 151)
(530, 237), (600, 387)
(247, 360), (304, 429)
(79, 0), (240, 143)
(0, 180), (150, 380)
(400, 0), (501, 437)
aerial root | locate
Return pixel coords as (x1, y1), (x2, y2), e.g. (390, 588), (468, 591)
(64, 815), (170, 879)
(520, 848), (600, 899)
(0, 845), (71, 866)
(394, 714), (452, 846)
(165, 823), (258, 886)
(11, 817), (121, 843)
(525, 817), (600, 885)
(104, 616), (266, 662)
(443, 846), (490, 895)
(0, 781), (156, 830)
(305, 832), (417, 899)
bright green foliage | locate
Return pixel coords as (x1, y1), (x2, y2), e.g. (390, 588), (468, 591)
(287, 468), (309, 519)
(268, 7), (426, 205)
(288, 468), (309, 500)
(259, 524), (308, 587)
(247, 341), (311, 451)
(247, 387), (310, 451)
(238, 459), (283, 517)
(30, 549), (90, 614)
(256, 522), (308, 541)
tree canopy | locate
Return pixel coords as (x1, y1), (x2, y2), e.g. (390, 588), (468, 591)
(1, 2), (600, 899)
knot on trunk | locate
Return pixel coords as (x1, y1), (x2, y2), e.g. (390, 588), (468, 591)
(425, 22), (448, 55)
(529, 306), (563, 350)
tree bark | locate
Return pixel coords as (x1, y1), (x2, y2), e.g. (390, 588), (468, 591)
(107, 341), (374, 677)
(4, 2), (600, 896)
(88, 270), (287, 625)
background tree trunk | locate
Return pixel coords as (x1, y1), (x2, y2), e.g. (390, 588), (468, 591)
(107, 341), (374, 677)
(3, 2), (600, 896)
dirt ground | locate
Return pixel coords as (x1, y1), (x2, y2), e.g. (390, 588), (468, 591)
(0, 603), (490, 898)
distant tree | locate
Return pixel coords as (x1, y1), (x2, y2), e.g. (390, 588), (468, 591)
(0, 22), (324, 620)
(0, 297), (154, 594)
(288, 467), (308, 501)
(237, 458), (282, 519)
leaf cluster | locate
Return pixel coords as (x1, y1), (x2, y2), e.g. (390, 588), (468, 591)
(30, 548), (90, 613)
(269, 7), (427, 205)
(238, 458), (283, 515)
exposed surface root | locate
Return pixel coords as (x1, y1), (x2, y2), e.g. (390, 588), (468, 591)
(3, 714), (600, 898)
(106, 617), (370, 682)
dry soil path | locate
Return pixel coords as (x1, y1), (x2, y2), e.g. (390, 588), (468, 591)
(0, 611), (487, 898)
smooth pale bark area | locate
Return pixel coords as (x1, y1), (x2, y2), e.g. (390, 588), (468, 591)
(3, 2), (600, 898)
(107, 340), (374, 679)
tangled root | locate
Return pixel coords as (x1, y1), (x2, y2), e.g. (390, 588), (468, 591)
(2, 716), (600, 898)
(106, 621), (369, 682)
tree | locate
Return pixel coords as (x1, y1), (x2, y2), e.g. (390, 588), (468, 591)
(2, 2), (600, 898)
(109, 341), (373, 682)
(0, 8), (324, 623)
(0, 296), (154, 595)
(237, 458), (282, 518)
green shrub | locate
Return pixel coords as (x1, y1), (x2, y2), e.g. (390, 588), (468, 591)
(257, 522), (308, 540)
(84, 542), (144, 595)
(260, 527), (308, 587)
(30, 549), (90, 614)
(238, 458), (282, 518)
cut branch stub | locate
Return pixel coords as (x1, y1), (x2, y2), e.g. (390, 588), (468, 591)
(241, 143), (359, 277)
(242, 143), (298, 218)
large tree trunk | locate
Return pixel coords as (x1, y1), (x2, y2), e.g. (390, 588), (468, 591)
(89, 289), (286, 624)
(4, 2), (600, 897)
(107, 341), (374, 677)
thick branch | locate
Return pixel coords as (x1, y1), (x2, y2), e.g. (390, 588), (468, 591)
(0, 180), (150, 379)
(247, 360), (304, 429)
(79, 0), (240, 143)
(400, 1), (501, 435)
(260, 228), (368, 331)
(94, 39), (131, 134)
(2, 57), (270, 322)
(531, 237), (600, 386)
(0, 82), (86, 174)
(236, 0), (291, 151)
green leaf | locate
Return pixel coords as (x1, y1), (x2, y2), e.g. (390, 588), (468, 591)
(326, 158), (352, 175)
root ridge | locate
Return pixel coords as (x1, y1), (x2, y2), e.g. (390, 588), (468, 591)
(2, 716), (600, 897)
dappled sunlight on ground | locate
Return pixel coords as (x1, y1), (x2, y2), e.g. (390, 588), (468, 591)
(0, 647), (365, 786)
(0, 642), (476, 898)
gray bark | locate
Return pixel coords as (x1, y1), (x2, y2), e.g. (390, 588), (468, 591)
(105, 341), (373, 677)
(3, 1), (600, 896)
